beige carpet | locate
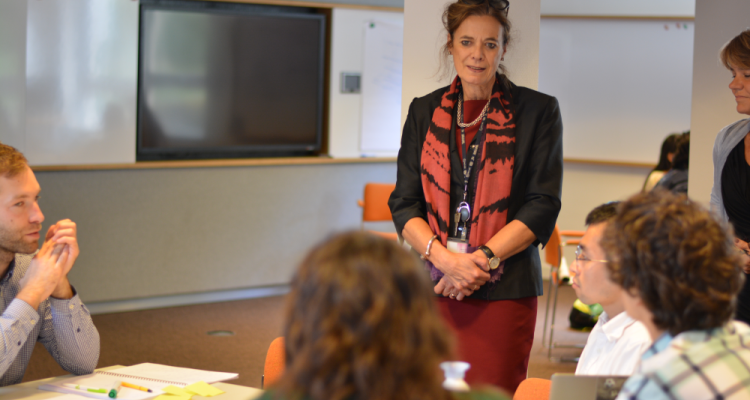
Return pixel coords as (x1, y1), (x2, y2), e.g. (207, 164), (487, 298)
(22, 283), (587, 388)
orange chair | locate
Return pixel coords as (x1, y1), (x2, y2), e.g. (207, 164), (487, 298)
(262, 337), (285, 389)
(513, 378), (552, 400)
(542, 224), (585, 361)
(357, 183), (398, 241)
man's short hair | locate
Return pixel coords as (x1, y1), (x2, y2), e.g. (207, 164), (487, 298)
(0, 143), (28, 178)
(585, 201), (620, 226)
(601, 191), (744, 336)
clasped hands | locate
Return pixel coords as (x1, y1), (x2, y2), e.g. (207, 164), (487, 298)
(18, 220), (79, 310)
(735, 238), (750, 274)
(433, 250), (491, 301)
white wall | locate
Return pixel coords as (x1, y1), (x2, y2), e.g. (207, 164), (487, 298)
(540, 0), (695, 17)
(328, 9), (403, 158)
(0, 0), (27, 151)
(36, 161), (397, 305)
(539, 18), (694, 164)
(549, 162), (651, 277)
(401, 0), (541, 127)
(25, 0), (138, 165)
(687, 0), (750, 205)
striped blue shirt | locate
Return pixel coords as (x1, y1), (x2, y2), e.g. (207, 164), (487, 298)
(0, 253), (100, 386)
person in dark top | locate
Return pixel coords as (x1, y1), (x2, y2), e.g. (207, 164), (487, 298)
(709, 29), (750, 324)
(654, 132), (689, 194)
(387, 0), (562, 393)
(642, 133), (679, 192)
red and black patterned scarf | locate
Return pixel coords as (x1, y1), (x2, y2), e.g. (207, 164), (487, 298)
(421, 74), (516, 282)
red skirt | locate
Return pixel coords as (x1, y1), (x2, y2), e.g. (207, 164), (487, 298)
(436, 296), (537, 394)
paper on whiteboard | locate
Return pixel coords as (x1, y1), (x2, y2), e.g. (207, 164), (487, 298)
(360, 20), (403, 155)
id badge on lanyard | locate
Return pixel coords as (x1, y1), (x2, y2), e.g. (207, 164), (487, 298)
(453, 111), (486, 248)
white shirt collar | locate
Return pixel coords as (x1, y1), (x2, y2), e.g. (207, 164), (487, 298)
(600, 311), (639, 342)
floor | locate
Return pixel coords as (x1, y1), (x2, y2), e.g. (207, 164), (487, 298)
(22, 282), (588, 389)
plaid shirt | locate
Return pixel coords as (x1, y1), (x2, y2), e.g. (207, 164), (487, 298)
(0, 254), (100, 386)
(616, 321), (750, 400)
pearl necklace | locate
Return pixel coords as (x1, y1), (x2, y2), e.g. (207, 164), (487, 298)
(457, 93), (490, 128)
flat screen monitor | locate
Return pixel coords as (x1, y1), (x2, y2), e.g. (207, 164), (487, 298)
(137, 0), (326, 160)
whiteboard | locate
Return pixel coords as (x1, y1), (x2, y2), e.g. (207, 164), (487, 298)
(538, 18), (694, 164)
(360, 19), (403, 156)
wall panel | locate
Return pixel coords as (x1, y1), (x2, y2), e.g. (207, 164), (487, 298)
(35, 161), (397, 303)
(25, 0), (138, 165)
(0, 0), (27, 151)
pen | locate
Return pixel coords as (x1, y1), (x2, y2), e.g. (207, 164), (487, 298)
(121, 381), (153, 393)
(63, 383), (108, 394)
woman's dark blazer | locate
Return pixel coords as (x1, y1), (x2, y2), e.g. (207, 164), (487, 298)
(389, 79), (563, 300)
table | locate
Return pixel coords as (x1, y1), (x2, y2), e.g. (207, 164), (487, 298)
(0, 366), (263, 400)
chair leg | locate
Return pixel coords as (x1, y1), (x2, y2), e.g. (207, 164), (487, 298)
(548, 276), (560, 360)
(542, 265), (555, 347)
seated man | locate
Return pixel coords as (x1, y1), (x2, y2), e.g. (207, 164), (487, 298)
(601, 191), (750, 399)
(570, 202), (651, 375)
(0, 144), (99, 385)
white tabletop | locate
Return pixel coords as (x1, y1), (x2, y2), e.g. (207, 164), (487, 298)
(0, 366), (263, 400)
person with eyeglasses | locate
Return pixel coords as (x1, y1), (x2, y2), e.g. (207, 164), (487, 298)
(602, 191), (750, 400)
(388, 0), (562, 393)
(568, 202), (651, 376)
(710, 29), (750, 326)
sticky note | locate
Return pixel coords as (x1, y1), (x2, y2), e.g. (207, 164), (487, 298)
(185, 382), (224, 397)
(154, 395), (191, 400)
(162, 386), (194, 398)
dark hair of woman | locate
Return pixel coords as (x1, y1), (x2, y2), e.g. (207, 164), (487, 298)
(440, 0), (513, 78)
(720, 29), (750, 70)
(601, 191), (744, 336)
(274, 232), (454, 400)
(670, 132), (690, 171)
(653, 133), (680, 172)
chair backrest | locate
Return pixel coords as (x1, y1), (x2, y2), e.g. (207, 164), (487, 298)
(263, 337), (285, 388)
(513, 377), (552, 400)
(361, 183), (396, 222)
(544, 224), (562, 266)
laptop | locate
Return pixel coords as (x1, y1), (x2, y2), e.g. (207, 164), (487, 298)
(549, 374), (628, 400)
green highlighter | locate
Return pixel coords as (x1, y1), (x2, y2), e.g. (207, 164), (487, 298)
(108, 381), (121, 398)
(64, 383), (110, 395)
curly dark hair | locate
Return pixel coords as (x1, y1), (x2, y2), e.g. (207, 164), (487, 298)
(275, 231), (454, 400)
(600, 191), (744, 336)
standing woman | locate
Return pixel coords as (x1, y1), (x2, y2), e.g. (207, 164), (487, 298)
(388, 0), (562, 393)
(711, 29), (750, 324)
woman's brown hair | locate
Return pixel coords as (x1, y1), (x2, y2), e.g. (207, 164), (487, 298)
(720, 29), (750, 70)
(441, 0), (513, 78)
(601, 191), (744, 336)
(275, 231), (454, 400)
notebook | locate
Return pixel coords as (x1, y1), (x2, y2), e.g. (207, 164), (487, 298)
(39, 363), (238, 400)
(549, 374), (628, 400)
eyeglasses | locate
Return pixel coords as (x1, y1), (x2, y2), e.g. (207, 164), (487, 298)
(462, 0), (510, 16)
(574, 245), (609, 265)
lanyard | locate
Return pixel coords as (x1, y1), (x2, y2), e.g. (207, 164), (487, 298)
(459, 112), (487, 204)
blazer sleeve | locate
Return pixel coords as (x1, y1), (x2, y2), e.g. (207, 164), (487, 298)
(512, 95), (563, 247)
(389, 99), (428, 235)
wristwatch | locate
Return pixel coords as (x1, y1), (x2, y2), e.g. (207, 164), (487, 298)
(478, 245), (501, 270)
